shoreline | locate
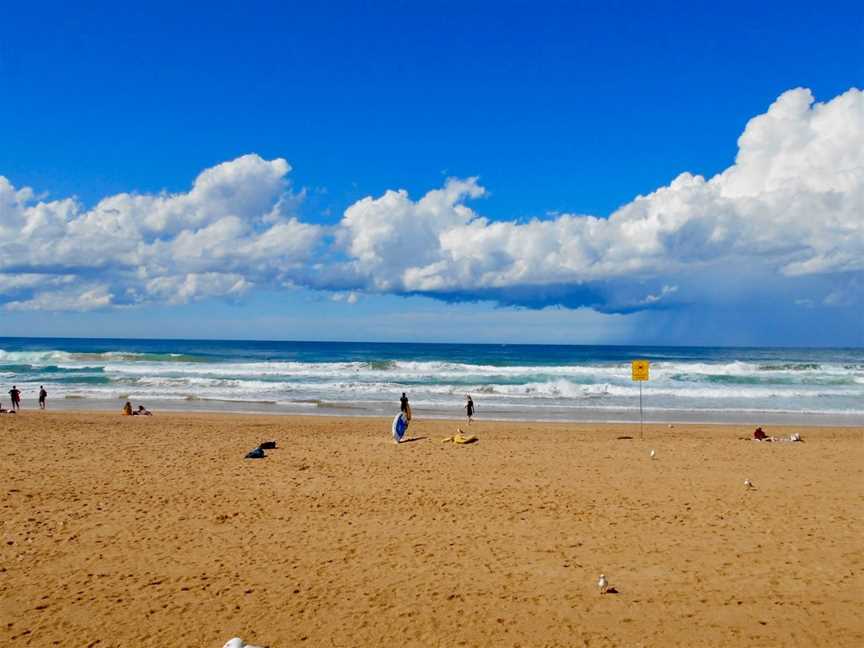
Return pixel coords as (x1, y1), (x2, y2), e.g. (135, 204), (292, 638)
(3, 409), (860, 436)
(8, 397), (863, 428)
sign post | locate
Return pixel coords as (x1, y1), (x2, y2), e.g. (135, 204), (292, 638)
(631, 360), (650, 439)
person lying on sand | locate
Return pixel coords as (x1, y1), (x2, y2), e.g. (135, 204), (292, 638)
(134, 405), (152, 416)
(441, 428), (478, 444)
(749, 427), (803, 442)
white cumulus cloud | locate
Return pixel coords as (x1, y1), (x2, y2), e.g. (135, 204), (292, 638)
(0, 88), (861, 318)
(330, 87), (863, 312)
(0, 154), (322, 309)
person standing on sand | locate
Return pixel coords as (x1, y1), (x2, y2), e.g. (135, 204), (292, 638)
(8, 385), (21, 411)
(400, 392), (411, 420)
(38, 386), (47, 410)
(465, 394), (475, 424)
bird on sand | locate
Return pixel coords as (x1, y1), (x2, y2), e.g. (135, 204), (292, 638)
(597, 574), (609, 594)
(744, 479), (755, 489)
(224, 639), (265, 648)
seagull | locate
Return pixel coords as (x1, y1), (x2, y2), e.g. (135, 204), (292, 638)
(597, 574), (608, 594)
(223, 639), (265, 648)
(650, 449), (656, 459)
(744, 479), (755, 489)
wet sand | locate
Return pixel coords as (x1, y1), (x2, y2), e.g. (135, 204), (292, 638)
(1, 412), (862, 647)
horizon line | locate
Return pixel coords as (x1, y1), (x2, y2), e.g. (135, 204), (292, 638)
(0, 335), (860, 351)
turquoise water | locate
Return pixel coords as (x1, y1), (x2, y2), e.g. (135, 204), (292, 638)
(1, 338), (862, 424)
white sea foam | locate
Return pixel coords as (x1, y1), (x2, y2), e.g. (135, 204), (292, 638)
(4, 346), (863, 421)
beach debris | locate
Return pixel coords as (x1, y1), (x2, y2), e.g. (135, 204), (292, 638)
(649, 449), (656, 459)
(668, 424), (674, 428)
(223, 638), (266, 648)
(597, 574), (609, 594)
(259, 440), (277, 449)
(245, 446), (266, 459)
(744, 479), (755, 490)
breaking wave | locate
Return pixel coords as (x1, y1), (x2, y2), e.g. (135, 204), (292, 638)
(1, 341), (862, 421)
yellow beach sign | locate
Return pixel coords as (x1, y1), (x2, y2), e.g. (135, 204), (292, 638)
(631, 359), (650, 438)
(631, 359), (650, 381)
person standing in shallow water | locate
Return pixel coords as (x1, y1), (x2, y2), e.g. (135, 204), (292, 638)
(38, 386), (47, 410)
(8, 385), (21, 411)
(465, 394), (475, 424)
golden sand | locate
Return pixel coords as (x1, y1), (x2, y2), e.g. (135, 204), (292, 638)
(1, 412), (862, 647)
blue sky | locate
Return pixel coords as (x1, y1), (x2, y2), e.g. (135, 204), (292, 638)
(1, 1), (862, 345)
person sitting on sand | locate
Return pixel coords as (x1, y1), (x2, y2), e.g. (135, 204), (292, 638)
(122, 401), (133, 416)
(753, 427), (768, 441)
(134, 405), (152, 416)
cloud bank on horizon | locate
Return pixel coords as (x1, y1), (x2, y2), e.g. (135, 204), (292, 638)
(1, 87), (861, 318)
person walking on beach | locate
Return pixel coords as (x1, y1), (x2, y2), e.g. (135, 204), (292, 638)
(38, 386), (47, 410)
(400, 392), (412, 420)
(8, 385), (21, 411)
(465, 394), (475, 424)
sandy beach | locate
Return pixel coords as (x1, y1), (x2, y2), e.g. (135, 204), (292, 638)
(1, 411), (862, 647)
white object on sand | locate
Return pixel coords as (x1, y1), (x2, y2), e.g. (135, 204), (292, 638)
(650, 449), (656, 459)
(744, 479), (754, 489)
(668, 424), (674, 428)
(597, 574), (608, 594)
(223, 639), (265, 648)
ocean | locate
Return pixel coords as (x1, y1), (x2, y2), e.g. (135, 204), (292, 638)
(0, 337), (862, 425)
